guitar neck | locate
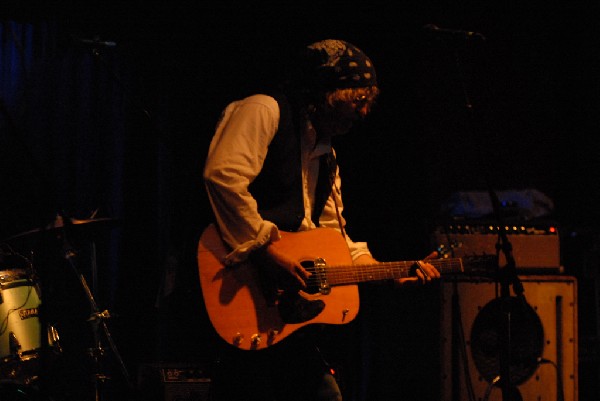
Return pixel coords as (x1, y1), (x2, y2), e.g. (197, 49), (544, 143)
(324, 258), (464, 286)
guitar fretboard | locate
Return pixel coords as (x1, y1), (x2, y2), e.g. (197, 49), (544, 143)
(312, 259), (464, 286)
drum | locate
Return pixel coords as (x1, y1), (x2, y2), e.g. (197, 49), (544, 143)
(0, 266), (58, 385)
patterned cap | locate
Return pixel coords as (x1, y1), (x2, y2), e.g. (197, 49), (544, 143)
(304, 39), (377, 90)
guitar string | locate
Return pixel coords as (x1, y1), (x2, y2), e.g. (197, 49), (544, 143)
(302, 259), (465, 286)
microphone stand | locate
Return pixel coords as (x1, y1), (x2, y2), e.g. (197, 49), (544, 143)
(487, 189), (526, 401)
(436, 30), (527, 401)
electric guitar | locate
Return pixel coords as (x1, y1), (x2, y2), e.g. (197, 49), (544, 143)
(197, 223), (495, 350)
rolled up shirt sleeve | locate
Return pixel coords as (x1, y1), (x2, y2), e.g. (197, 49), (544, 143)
(203, 94), (281, 265)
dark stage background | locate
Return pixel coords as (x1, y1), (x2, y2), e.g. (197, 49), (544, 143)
(1, 2), (599, 400)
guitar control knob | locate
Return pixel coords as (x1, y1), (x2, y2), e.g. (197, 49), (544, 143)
(233, 333), (244, 346)
(251, 334), (262, 347)
(268, 329), (279, 343)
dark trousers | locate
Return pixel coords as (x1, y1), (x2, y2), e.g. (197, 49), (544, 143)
(209, 333), (342, 401)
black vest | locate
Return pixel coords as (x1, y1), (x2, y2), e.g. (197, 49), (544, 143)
(248, 92), (335, 232)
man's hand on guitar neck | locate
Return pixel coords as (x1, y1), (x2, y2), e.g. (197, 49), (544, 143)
(354, 252), (441, 287)
(399, 251), (441, 287)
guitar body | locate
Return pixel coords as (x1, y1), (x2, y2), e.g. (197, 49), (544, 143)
(197, 224), (359, 351)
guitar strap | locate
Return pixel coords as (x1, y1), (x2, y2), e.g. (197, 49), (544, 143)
(326, 152), (347, 239)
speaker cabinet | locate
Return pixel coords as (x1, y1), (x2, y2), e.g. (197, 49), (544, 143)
(440, 275), (578, 401)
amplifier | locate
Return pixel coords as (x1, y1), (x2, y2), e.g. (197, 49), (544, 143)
(432, 223), (561, 272)
(138, 363), (211, 401)
(440, 275), (578, 401)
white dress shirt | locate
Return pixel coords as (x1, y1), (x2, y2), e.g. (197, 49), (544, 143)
(204, 94), (371, 265)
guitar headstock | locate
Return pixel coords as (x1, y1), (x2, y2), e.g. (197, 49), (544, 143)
(436, 241), (498, 277)
(461, 254), (498, 277)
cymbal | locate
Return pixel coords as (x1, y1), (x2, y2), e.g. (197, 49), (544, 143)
(5, 215), (120, 241)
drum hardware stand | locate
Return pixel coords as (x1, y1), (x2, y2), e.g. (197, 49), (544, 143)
(3, 49), (131, 397)
(60, 225), (133, 401)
